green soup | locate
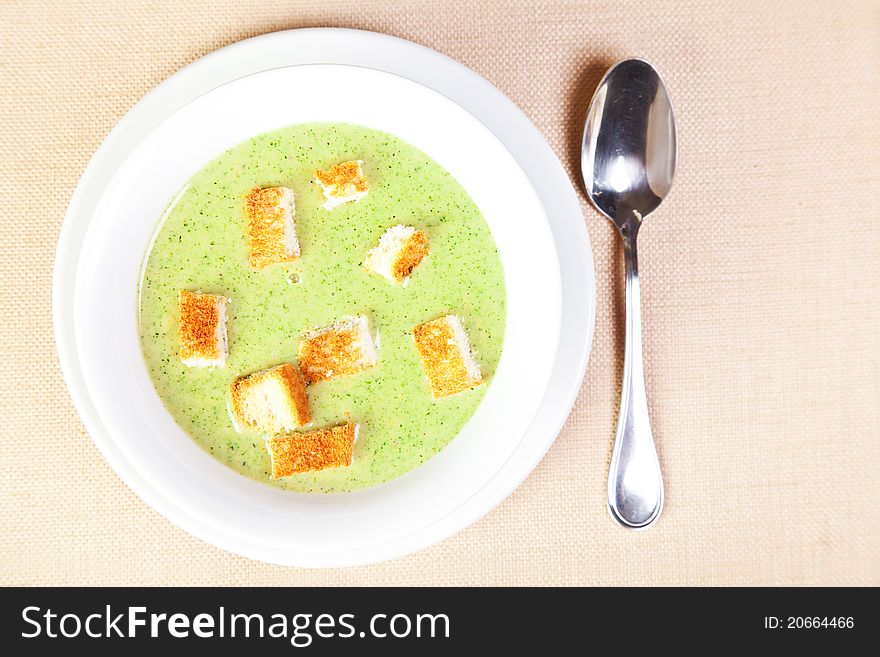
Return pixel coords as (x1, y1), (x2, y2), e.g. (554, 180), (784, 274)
(138, 123), (506, 492)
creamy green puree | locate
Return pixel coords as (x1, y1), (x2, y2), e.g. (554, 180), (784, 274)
(138, 123), (506, 492)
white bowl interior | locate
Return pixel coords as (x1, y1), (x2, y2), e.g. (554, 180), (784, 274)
(73, 64), (561, 552)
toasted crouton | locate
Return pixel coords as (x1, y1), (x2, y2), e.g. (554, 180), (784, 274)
(413, 315), (483, 398)
(298, 315), (378, 383)
(244, 186), (300, 269)
(229, 364), (311, 433)
(364, 225), (429, 285)
(266, 421), (358, 478)
(178, 290), (228, 367)
(314, 160), (368, 210)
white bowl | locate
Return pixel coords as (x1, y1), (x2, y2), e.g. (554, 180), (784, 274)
(54, 29), (596, 566)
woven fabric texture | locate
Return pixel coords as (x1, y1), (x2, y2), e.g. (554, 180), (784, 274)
(1, 0), (878, 585)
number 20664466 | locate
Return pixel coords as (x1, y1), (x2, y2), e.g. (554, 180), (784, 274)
(764, 617), (854, 629)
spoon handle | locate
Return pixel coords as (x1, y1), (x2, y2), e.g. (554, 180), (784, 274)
(608, 225), (664, 529)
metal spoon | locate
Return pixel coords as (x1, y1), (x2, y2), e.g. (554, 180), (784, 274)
(580, 59), (677, 529)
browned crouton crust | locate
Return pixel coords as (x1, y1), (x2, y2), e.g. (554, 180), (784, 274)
(413, 316), (483, 398)
(298, 317), (377, 384)
(244, 187), (298, 269)
(178, 290), (226, 364)
(393, 230), (429, 282)
(267, 422), (357, 478)
(314, 161), (368, 196)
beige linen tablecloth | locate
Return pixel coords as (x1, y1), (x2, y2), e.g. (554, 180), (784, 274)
(2, 0), (878, 586)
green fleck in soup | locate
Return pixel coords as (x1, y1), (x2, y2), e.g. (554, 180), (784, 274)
(138, 123), (506, 492)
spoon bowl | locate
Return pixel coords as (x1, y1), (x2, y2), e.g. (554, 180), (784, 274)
(582, 58), (676, 227)
(581, 59), (677, 529)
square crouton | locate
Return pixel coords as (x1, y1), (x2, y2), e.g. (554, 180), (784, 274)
(413, 315), (483, 398)
(364, 225), (429, 285)
(178, 290), (228, 367)
(314, 160), (368, 210)
(229, 363), (311, 433)
(266, 421), (358, 478)
(244, 186), (300, 269)
(298, 315), (378, 383)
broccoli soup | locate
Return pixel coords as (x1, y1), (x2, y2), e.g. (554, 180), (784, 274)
(138, 123), (506, 492)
